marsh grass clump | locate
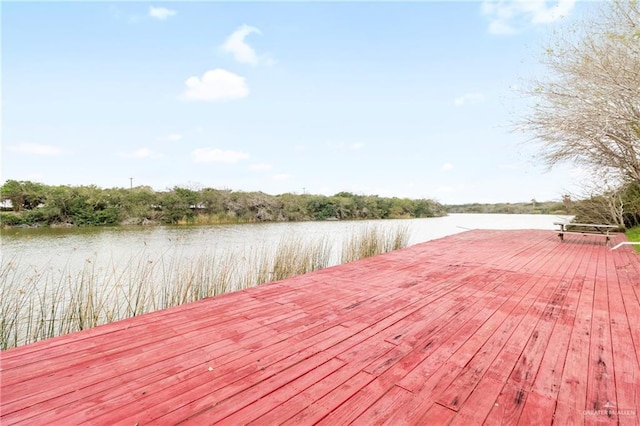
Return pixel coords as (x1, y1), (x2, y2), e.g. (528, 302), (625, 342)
(236, 236), (332, 289)
(1, 225), (410, 350)
(271, 236), (332, 281)
(341, 224), (410, 263)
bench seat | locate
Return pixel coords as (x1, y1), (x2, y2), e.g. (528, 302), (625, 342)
(554, 222), (619, 245)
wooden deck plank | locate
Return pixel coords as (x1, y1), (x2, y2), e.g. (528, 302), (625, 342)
(0, 294), (270, 374)
(607, 249), (640, 426)
(1, 229), (638, 425)
(249, 361), (375, 424)
(585, 249), (618, 420)
(548, 242), (600, 425)
(218, 340), (394, 425)
(436, 273), (559, 412)
(0, 315), (297, 418)
(477, 278), (570, 422)
(0, 290), (263, 363)
(394, 271), (536, 394)
(281, 371), (376, 425)
(323, 268), (538, 423)
(381, 361), (462, 425)
(530, 257), (585, 401)
(447, 376), (505, 425)
(349, 385), (415, 426)
(220, 334), (395, 425)
(68, 325), (352, 424)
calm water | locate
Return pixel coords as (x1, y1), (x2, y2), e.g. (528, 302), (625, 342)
(2, 213), (570, 282)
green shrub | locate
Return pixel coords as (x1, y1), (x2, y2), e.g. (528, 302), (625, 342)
(625, 226), (640, 253)
(0, 212), (24, 226)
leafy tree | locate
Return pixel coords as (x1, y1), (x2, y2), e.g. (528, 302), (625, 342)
(621, 181), (640, 227)
(277, 193), (309, 221)
(158, 188), (197, 224)
(307, 196), (337, 220)
(200, 188), (227, 215)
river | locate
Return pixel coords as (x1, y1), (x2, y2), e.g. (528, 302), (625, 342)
(2, 213), (569, 274)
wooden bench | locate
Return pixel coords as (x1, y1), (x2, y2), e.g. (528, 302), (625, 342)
(554, 222), (619, 245)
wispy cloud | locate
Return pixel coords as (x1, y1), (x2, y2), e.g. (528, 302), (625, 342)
(118, 148), (158, 159)
(149, 6), (176, 21)
(454, 92), (485, 107)
(192, 148), (249, 163)
(441, 162), (454, 171)
(481, 0), (576, 35)
(182, 69), (249, 102)
(8, 143), (61, 156)
(167, 133), (183, 141)
(351, 142), (365, 151)
(249, 163), (273, 171)
(221, 24), (274, 66)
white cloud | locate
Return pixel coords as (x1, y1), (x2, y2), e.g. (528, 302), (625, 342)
(273, 173), (292, 181)
(167, 133), (183, 141)
(149, 6), (176, 21)
(351, 142), (365, 150)
(442, 162), (454, 171)
(454, 92), (485, 106)
(221, 24), (274, 66)
(481, 0), (576, 35)
(182, 69), (249, 102)
(8, 143), (61, 156)
(118, 148), (156, 159)
(249, 163), (273, 171)
(192, 148), (249, 163)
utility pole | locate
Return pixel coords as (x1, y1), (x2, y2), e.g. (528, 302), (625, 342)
(129, 177), (133, 189)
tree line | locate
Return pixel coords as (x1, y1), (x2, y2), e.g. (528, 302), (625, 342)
(445, 184), (640, 229)
(446, 200), (566, 215)
(0, 180), (447, 227)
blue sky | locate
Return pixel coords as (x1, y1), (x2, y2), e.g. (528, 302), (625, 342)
(2, 1), (592, 204)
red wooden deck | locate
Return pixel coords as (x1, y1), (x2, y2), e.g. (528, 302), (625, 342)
(1, 229), (639, 425)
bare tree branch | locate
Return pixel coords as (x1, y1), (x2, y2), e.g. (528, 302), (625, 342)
(518, 0), (640, 185)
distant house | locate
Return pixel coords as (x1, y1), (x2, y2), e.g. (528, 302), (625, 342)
(0, 199), (13, 211)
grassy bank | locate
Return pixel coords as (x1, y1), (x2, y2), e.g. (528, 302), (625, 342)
(1, 225), (409, 350)
(625, 226), (640, 252)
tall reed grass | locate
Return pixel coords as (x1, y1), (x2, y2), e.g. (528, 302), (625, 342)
(1, 225), (409, 350)
(341, 224), (410, 263)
